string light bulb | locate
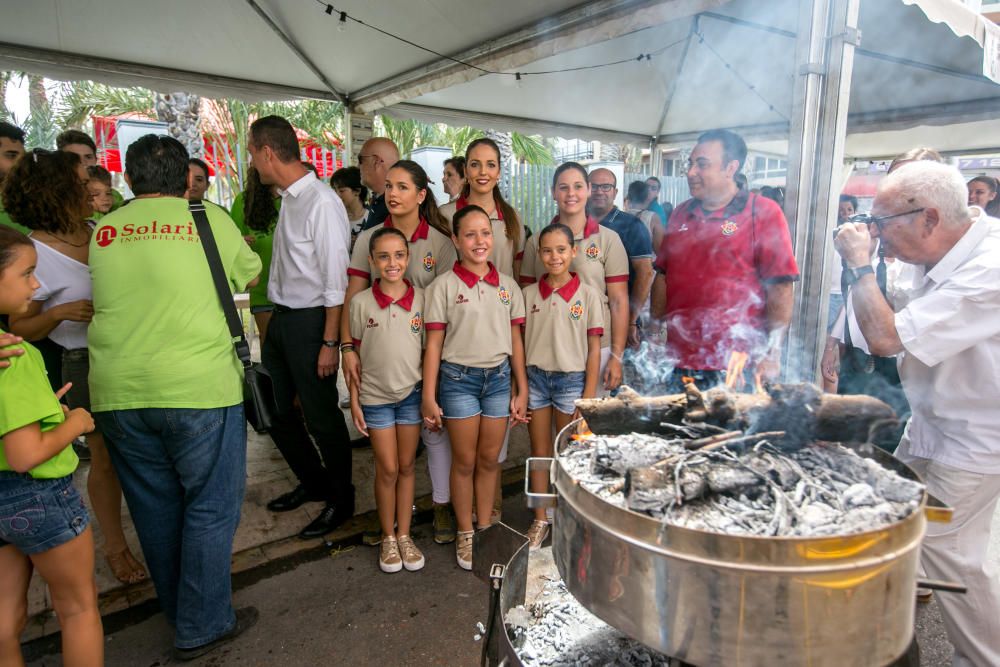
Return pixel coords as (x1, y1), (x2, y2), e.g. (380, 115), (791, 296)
(645, 54), (653, 69)
(338, 11), (347, 31)
(515, 72), (523, 89)
(324, 4), (333, 15)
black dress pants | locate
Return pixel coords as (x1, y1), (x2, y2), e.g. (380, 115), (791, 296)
(262, 306), (354, 508)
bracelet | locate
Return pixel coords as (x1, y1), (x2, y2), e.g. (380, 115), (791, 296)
(339, 343), (355, 352)
(609, 351), (624, 363)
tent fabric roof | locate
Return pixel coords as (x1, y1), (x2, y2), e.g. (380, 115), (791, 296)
(1, 0), (998, 156)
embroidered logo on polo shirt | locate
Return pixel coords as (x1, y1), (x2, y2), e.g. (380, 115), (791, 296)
(455, 294), (469, 305)
(569, 300), (584, 321)
(721, 220), (738, 236)
(423, 252), (435, 272)
(366, 317), (379, 329)
(497, 286), (511, 306)
(584, 242), (600, 260)
(409, 312), (422, 334)
(530, 303), (541, 314)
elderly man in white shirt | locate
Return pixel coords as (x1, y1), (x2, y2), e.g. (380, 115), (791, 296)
(248, 115), (355, 540)
(835, 160), (1000, 667)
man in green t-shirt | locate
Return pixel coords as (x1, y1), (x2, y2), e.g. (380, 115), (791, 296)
(0, 122), (29, 234)
(89, 134), (261, 661)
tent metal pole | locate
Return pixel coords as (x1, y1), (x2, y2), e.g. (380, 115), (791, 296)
(243, 0), (348, 104)
(783, 0), (860, 383)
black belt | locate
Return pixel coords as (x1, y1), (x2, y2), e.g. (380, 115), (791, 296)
(273, 304), (325, 313)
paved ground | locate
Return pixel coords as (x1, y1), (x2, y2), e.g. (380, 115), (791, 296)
(22, 491), (975, 667)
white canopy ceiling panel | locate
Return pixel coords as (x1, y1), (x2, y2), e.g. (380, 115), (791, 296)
(1, 0), (998, 154)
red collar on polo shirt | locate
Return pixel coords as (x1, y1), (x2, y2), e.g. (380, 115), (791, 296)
(372, 279), (416, 311)
(551, 215), (600, 238)
(538, 273), (581, 302)
(456, 195), (504, 220)
(384, 216), (430, 241)
(452, 261), (500, 288)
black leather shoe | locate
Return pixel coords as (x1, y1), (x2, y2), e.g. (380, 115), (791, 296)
(298, 503), (354, 539)
(266, 485), (322, 513)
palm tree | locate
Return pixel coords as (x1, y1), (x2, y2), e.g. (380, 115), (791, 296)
(25, 74), (58, 149)
(155, 92), (203, 158)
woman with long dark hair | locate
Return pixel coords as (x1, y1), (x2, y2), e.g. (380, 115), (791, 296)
(231, 166), (280, 343)
(967, 175), (1000, 217)
(439, 138), (527, 279)
(5, 149), (148, 584)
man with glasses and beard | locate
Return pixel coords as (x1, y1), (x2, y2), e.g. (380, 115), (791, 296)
(835, 160), (1000, 667)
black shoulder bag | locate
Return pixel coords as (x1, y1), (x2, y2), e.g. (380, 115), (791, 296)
(189, 200), (277, 433)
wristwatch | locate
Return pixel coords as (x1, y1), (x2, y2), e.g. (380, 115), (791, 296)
(843, 265), (874, 286)
(322, 339), (339, 348)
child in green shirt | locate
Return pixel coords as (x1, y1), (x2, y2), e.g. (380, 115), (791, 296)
(0, 226), (103, 665)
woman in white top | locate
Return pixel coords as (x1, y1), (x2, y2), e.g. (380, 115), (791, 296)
(5, 149), (148, 584)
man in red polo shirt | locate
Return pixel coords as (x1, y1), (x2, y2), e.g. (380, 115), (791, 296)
(650, 129), (798, 391)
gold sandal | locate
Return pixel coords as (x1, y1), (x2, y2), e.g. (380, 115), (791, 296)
(106, 547), (148, 585)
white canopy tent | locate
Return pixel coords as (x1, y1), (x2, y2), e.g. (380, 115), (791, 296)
(2, 0), (997, 151)
(2, 0), (998, 376)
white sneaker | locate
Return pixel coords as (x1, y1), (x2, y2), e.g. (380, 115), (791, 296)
(456, 530), (474, 570)
(379, 536), (402, 573)
(397, 534), (425, 572)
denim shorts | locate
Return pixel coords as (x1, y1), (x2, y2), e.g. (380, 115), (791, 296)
(61, 348), (91, 412)
(439, 359), (511, 420)
(361, 383), (423, 430)
(0, 473), (89, 555)
(527, 366), (586, 415)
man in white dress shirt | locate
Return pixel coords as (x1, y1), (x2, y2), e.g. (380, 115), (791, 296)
(248, 116), (355, 539)
(835, 160), (1000, 667)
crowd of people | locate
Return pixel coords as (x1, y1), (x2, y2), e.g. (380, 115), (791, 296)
(0, 113), (998, 665)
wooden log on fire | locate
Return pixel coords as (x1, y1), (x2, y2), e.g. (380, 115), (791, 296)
(576, 384), (896, 443)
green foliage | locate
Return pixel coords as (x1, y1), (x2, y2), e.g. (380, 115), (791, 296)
(55, 80), (155, 128)
(511, 132), (554, 166)
(372, 115), (554, 166)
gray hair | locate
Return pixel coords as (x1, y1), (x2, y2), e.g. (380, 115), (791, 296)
(878, 160), (969, 227)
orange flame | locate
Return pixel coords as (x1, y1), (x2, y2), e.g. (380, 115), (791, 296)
(725, 351), (749, 390)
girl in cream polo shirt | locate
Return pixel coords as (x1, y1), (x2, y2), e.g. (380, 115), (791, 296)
(520, 162), (630, 394)
(422, 206), (528, 571)
(340, 161), (458, 547)
(521, 223), (604, 550)
(347, 227), (427, 575)
(438, 138), (530, 525)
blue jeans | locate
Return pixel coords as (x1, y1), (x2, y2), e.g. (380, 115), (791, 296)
(96, 404), (246, 649)
(361, 383), (423, 430)
(526, 367), (585, 415)
(439, 359), (511, 419)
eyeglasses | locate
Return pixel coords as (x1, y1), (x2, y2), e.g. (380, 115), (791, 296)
(356, 153), (378, 165)
(847, 207), (924, 233)
(590, 183), (615, 192)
